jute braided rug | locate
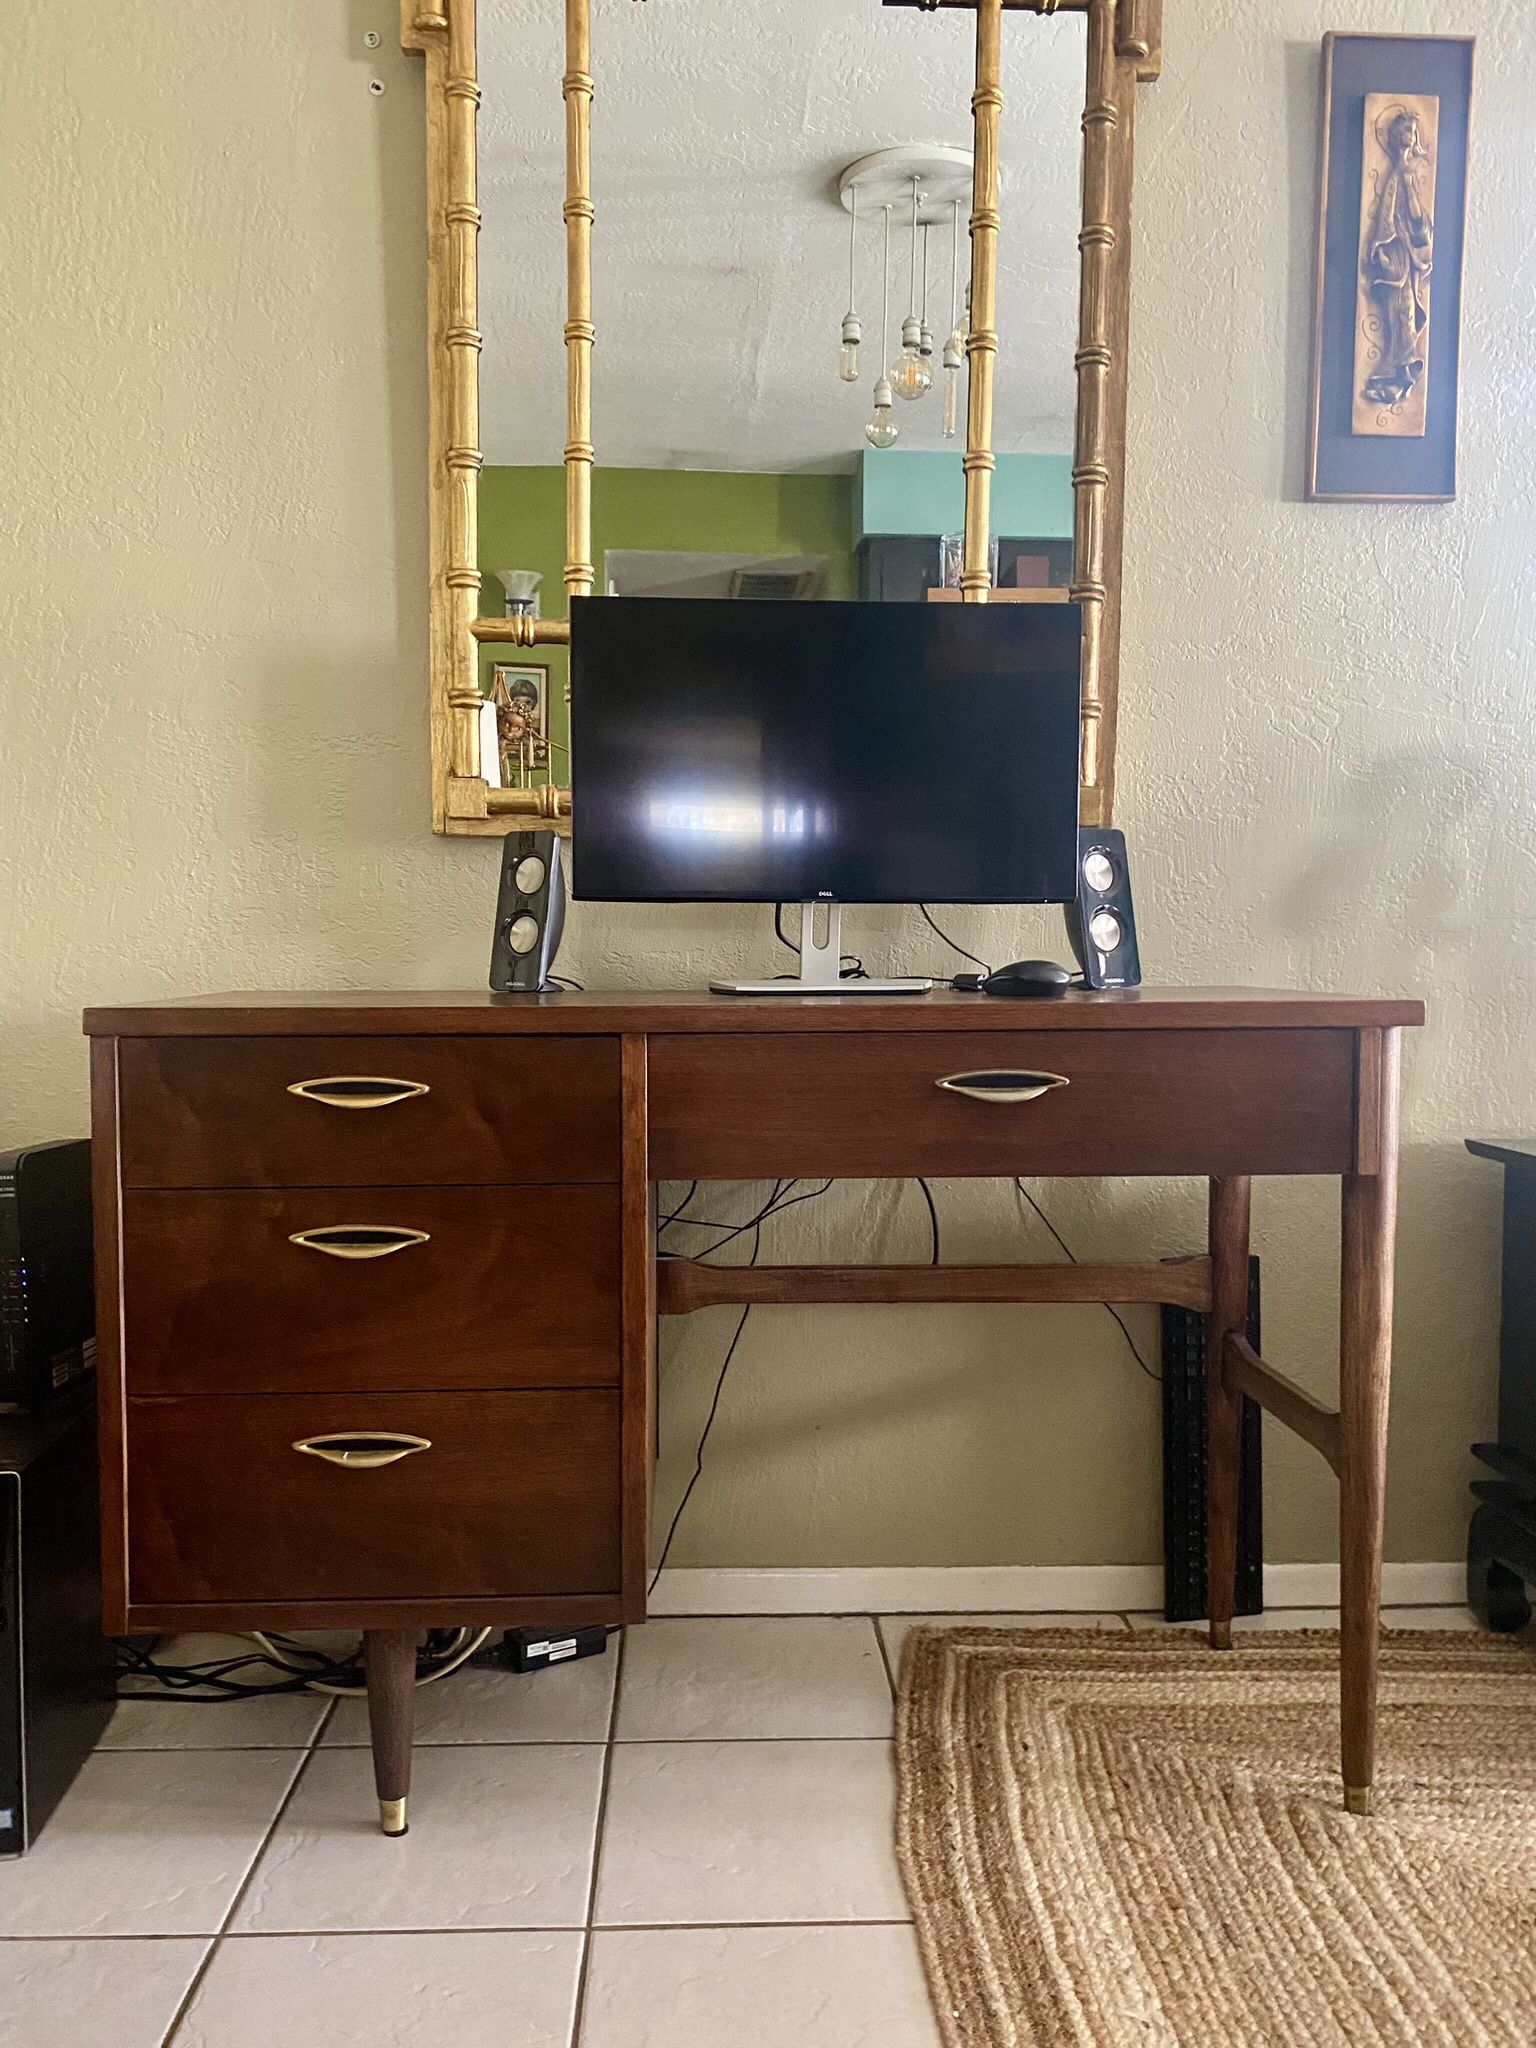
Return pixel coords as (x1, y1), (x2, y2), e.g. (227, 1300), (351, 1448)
(895, 1627), (1536, 2047)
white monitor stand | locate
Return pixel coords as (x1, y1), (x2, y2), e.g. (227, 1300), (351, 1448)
(710, 902), (932, 997)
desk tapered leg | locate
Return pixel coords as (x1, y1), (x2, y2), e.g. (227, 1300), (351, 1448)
(1339, 1031), (1401, 1816)
(364, 1629), (417, 1836)
(1207, 1177), (1251, 1652)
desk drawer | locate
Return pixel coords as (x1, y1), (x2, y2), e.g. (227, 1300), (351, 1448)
(650, 1029), (1358, 1179)
(127, 1390), (620, 1604)
(119, 1036), (620, 1189)
(122, 1186), (619, 1395)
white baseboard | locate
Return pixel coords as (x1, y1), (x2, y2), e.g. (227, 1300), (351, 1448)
(1263, 1561), (1463, 1608)
(646, 1561), (1466, 1617)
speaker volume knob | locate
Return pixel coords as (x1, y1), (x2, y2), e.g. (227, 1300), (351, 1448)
(505, 914), (541, 956)
(1082, 849), (1116, 894)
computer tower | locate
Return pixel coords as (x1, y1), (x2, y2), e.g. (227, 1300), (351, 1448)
(0, 1139), (95, 1411)
(0, 1392), (114, 1854)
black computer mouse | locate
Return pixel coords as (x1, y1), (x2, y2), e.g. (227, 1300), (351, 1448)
(979, 959), (1073, 999)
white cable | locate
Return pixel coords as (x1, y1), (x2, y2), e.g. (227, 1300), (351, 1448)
(882, 205), (892, 357)
(247, 1626), (493, 1696)
(950, 196), (961, 332)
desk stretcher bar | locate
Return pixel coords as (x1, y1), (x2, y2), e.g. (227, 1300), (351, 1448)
(657, 1257), (1213, 1316)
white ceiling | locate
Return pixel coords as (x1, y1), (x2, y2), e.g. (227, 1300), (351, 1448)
(478, 0), (1085, 474)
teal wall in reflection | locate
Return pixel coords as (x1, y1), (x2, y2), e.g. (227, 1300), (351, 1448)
(853, 449), (1073, 542)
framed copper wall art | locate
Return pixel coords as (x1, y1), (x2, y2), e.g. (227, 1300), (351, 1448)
(1307, 33), (1474, 504)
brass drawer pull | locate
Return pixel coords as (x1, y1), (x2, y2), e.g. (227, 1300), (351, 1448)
(936, 1070), (1071, 1105)
(286, 1076), (430, 1109)
(293, 1431), (432, 1469)
(288, 1224), (431, 1260)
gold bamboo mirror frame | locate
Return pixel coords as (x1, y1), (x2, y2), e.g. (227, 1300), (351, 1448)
(403, 0), (1162, 838)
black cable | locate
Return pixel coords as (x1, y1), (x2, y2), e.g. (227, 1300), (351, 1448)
(648, 1213), (767, 1596)
(114, 1634), (364, 1700)
(775, 901), (870, 983)
(916, 1178), (941, 1264)
(647, 1171), (845, 1590)
(114, 1645), (307, 1700)
(919, 905), (991, 974)
(658, 1179), (788, 1258)
(661, 1180), (699, 1228)
(1099, 1302), (1159, 1383)
(114, 1627), (480, 1701)
(1012, 1177), (1160, 1383)
(647, 1304), (752, 1596)
(661, 1179), (836, 1260)
(1013, 1179), (1076, 1263)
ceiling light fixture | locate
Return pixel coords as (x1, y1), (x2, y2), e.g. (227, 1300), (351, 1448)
(836, 146), (973, 449)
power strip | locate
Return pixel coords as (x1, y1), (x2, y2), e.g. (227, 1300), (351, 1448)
(472, 1625), (611, 1674)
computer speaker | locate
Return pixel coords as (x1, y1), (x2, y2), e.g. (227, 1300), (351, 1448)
(489, 830), (567, 993)
(1064, 827), (1142, 990)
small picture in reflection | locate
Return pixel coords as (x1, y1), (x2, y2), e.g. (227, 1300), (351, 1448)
(487, 662), (550, 786)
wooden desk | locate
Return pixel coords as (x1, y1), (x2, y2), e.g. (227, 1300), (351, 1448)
(84, 987), (1423, 1831)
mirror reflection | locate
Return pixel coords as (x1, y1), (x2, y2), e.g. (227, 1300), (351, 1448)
(475, 0), (1086, 796)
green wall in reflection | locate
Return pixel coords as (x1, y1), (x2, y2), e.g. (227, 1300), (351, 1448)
(477, 466), (857, 781)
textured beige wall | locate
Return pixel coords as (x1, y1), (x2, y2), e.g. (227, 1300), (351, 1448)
(3, 2), (1529, 1572)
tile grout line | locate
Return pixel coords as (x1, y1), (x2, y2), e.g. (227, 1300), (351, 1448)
(3, 1919), (924, 1943)
(566, 1917), (920, 1935)
(615, 1734), (899, 1747)
(568, 1604), (1471, 1620)
(870, 1613), (898, 1700)
(568, 1628), (628, 2048)
(157, 1692), (338, 2046)
(101, 1731), (937, 1754)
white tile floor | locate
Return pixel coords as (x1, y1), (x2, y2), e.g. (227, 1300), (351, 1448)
(0, 1604), (1492, 2046)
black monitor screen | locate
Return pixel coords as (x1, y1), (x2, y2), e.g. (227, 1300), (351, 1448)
(569, 597), (1082, 905)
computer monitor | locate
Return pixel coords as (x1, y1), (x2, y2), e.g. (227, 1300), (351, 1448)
(571, 592), (1080, 882)
(569, 596), (1081, 992)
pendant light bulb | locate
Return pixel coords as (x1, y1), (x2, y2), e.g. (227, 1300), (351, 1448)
(865, 375), (900, 449)
(919, 225), (935, 370)
(891, 327), (932, 402)
(891, 177), (933, 401)
(865, 204), (899, 448)
(838, 184), (862, 382)
(942, 332), (964, 440)
(839, 315), (862, 384)
(941, 198), (964, 439)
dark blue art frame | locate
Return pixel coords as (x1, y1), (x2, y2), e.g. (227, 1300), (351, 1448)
(1307, 33), (1474, 503)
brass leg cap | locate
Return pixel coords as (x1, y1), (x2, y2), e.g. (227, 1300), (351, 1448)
(1209, 1624), (1233, 1652)
(379, 1796), (409, 1837)
(1343, 1786), (1374, 1818)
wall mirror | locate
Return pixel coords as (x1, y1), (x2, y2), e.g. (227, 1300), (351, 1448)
(404, 0), (1161, 837)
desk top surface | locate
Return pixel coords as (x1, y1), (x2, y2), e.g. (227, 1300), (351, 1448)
(84, 987), (1426, 1037)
